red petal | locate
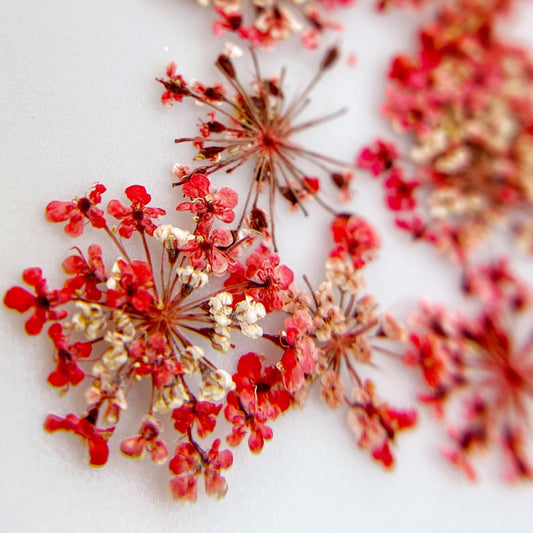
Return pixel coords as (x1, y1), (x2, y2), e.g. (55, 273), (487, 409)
(4, 287), (35, 312)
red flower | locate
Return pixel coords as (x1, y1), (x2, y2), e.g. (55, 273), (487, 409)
(47, 323), (91, 388)
(107, 185), (166, 238)
(62, 244), (106, 300)
(105, 259), (155, 312)
(384, 168), (419, 211)
(279, 310), (316, 393)
(43, 410), (114, 467)
(45, 184), (106, 237)
(120, 415), (169, 464)
(330, 214), (380, 269)
(356, 139), (398, 177)
(225, 245), (294, 312)
(156, 62), (189, 107)
(347, 380), (417, 469)
(177, 174), (238, 233)
(168, 439), (233, 501)
(4, 268), (69, 335)
(129, 333), (181, 388)
(181, 227), (234, 276)
(232, 353), (291, 418)
(171, 402), (222, 438)
(225, 390), (273, 453)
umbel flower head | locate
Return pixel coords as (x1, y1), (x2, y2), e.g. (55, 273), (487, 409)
(357, 0), (533, 262)
(4, 181), (298, 502)
(405, 259), (533, 481)
(192, 0), (354, 49)
(157, 46), (354, 250)
(271, 214), (416, 468)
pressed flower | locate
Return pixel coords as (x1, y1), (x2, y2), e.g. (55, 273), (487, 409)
(275, 235), (416, 467)
(193, 0), (353, 49)
(405, 263), (533, 481)
(358, 0), (533, 261)
(157, 48), (352, 249)
(5, 182), (293, 500)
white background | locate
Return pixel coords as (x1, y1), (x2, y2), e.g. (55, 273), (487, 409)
(1, 1), (532, 531)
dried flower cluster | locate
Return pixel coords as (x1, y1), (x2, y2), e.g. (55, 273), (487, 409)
(276, 214), (416, 468)
(191, 0), (354, 49)
(4, 181), (298, 500)
(157, 46), (353, 249)
(5, 0), (533, 505)
(358, 0), (533, 262)
(405, 259), (533, 481)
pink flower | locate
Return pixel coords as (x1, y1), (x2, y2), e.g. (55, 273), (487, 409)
(330, 214), (380, 269)
(120, 415), (169, 464)
(156, 62), (189, 107)
(181, 227), (234, 276)
(172, 402), (222, 439)
(62, 244), (106, 300)
(356, 139), (398, 176)
(105, 259), (155, 312)
(168, 439), (233, 501)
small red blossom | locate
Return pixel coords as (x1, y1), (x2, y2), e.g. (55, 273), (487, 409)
(384, 168), (419, 211)
(172, 402), (222, 439)
(45, 184), (107, 237)
(156, 62), (189, 107)
(43, 410), (114, 467)
(168, 438), (233, 502)
(330, 214), (380, 269)
(225, 390), (273, 453)
(4, 268), (69, 335)
(356, 139), (398, 176)
(120, 415), (169, 464)
(107, 185), (166, 238)
(232, 353), (291, 417)
(105, 259), (155, 312)
(347, 380), (417, 469)
(181, 227), (234, 276)
(129, 334), (182, 388)
(62, 244), (106, 300)
(47, 323), (91, 388)
(225, 245), (294, 312)
(176, 174), (238, 232)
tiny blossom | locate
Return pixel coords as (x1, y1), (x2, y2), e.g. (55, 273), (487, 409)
(168, 438), (233, 502)
(107, 185), (166, 238)
(157, 47), (352, 249)
(330, 214), (380, 269)
(4, 268), (69, 335)
(120, 415), (169, 464)
(43, 410), (114, 467)
(45, 184), (106, 236)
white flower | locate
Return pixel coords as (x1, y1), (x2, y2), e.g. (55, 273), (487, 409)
(235, 295), (266, 339)
(154, 224), (194, 250)
(209, 292), (233, 327)
(72, 302), (106, 340)
(102, 331), (131, 370)
(176, 265), (209, 288)
(198, 369), (235, 402)
(153, 383), (190, 414)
